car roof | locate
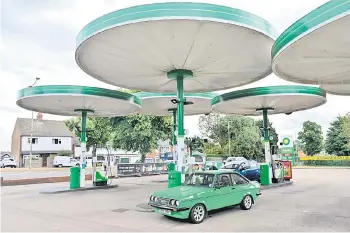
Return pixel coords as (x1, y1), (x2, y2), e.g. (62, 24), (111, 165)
(194, 170), (239, 175)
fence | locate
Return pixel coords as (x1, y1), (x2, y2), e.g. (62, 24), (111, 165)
(117, 163), (168, 177)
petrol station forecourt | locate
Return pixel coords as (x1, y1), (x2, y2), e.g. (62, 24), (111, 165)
(271, 0), (350, 96)
(16, 85), (142, 188)
(211, 85), (327, 183)
(75, 2), (278, 180)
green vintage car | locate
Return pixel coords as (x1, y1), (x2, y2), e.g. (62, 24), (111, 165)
(149, 170), (261, 223)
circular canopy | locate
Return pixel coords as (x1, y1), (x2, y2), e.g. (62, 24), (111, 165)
(321, 84), (350, 96)
(76, 2), (278, 92)
(211, 85), (327, 116)
(17, 85), (141, 117)
(135, 92), (216, 116)
(272, 0), (350, 86)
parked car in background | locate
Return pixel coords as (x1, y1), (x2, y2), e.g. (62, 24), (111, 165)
(222, 160), (260, 182)
(149, 170), (261, 224)
(0, 158), (17, 168)
(53, 156), (79, 167)
(223, 156), (247, 165)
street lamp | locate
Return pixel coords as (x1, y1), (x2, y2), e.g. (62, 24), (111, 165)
(28, 77), (40, 168)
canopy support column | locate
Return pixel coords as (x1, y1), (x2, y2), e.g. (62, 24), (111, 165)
(75, 109), (94, 188)
(168, 69), (193, 182)
(262, 108), (273, 184)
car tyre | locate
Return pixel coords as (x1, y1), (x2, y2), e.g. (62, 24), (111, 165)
(240, 195), (253, 210)
(189, 204), (206, 224)
(58, 164), (63, 168)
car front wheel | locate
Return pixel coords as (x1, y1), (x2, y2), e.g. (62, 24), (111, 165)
(189, 204), (206, 224)
(240, 195), (253, 210)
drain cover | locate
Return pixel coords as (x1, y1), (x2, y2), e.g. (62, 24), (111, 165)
(111, 208), (129, 213)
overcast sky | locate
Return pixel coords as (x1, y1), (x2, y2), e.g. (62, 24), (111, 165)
(1, 0), (349, 151)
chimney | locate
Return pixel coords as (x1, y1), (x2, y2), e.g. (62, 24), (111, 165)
(37, 112), (43, 121)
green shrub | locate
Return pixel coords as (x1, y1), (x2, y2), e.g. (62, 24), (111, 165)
(303, 160), (350, 166)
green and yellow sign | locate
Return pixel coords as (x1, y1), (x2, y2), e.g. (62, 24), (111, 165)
(300, 156), (350, 161)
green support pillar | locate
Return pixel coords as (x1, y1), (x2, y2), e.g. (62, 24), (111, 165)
(261, 108), (273, 184)
(74, 109), (94, 188)
(167, 69), (193, 182)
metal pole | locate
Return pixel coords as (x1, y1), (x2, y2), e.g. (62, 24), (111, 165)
(172, 109), (177, 161)
(177, 76), (185, 182)
(28, 77), (40, 169)
(263, 109), (272, 183)
(29, 111), (34, 169)
(80, 110), (87, 188)
(228, 121), (231, 156)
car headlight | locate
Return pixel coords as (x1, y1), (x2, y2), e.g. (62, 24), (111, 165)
(154, 196), (158, 202)
(150, 196), (153, 201)
(170, 199), (175, 205)
(175, 200), (179, 206)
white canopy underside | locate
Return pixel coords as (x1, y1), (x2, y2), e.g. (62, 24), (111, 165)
(140, 97), (211, 116)
(273, 15), (350, 84)
(77, 19), (274, 92)
(321, 84), (350, 96)
(212, 94), (326, 116)
(17, 94), (140, 117)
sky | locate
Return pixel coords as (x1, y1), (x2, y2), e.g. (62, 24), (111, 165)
(1, 0), (349, 151)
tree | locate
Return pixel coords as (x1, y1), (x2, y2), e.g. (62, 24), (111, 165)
(255, 119), (279, 147)
(64, 117), (112, 157)
(198, 115), (264, 160)
(298, 121), (323, 156)
(325, 116), (350, 156)
(342, 113), (350, 149)
(185, 136), (204, 156)
(110, 114), (172, 162)
(198, 113), (221, 139)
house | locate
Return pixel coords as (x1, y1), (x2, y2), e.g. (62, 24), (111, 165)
(11, 113), (74, 167)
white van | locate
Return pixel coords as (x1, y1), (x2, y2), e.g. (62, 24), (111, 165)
(53, 156), (80, 168)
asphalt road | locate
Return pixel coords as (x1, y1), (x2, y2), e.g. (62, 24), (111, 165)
(2, 168), (350, 231)
(0, 169), (93, 180)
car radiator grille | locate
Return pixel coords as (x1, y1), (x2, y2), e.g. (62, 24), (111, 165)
(156, 197), (170, 206)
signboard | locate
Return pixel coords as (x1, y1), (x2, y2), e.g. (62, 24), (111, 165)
(300, 156), (350, 161)
(280, 160), (292, 180)
(117, 163), (168, 177)
(280, 135), (294, 147)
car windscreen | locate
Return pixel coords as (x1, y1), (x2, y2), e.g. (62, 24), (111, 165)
(184, 173), (215, 188)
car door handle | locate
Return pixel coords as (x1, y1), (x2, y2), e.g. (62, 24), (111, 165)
(231, 187), (235, 189)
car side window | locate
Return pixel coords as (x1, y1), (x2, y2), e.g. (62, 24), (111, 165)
(231, 173), (248, 185)
(215, 174), (232, 187)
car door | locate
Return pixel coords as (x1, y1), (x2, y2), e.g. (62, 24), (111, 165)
(211, 173), (234, 209)
(230, 173), (251, 205)
(238, 161), (250, 178)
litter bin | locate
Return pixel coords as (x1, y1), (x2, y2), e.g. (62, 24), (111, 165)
(260, 163), (270, 185)
(168, 170), (181, 188)
(70, 166), (80, 189)
(168, 163), (181, 188)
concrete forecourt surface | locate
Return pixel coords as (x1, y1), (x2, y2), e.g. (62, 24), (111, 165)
(2, 169), (350, 231)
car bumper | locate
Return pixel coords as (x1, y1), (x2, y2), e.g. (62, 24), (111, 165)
(149, 203), (190, 219)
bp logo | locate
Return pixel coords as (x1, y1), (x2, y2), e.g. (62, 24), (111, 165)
(283, 137), (290, 145)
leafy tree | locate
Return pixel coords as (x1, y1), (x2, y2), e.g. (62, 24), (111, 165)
(185, 136), (204, 156)
(255, 119), (279, 147)
(325, 116), (350, 156)
(198, 115), (264, 160)
(64, 117), (112, 157)
(110, 114), (172, 162)
(198, 113), (221, 139)
(298, 121), (323, 156)
(204, 143), (224, 155)
(342, 113), (350, 149)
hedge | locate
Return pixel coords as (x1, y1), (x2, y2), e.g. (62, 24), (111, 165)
(302, 160), (350, 166)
